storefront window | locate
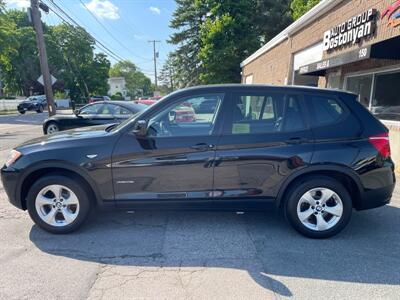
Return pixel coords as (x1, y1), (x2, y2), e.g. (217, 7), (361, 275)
(372, 72), (400, 121)
(346, 75), (373, 108)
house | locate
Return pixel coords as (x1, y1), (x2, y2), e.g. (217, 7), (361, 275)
(108, 77), (127, 97)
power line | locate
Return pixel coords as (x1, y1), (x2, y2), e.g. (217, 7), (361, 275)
(78, 0), (153, 63)
(45, 0), (126, 62)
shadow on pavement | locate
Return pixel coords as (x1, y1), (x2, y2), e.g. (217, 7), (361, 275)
(29, 204), (400, 297)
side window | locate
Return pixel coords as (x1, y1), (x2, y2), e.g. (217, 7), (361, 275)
(308, 96), (344, 127)
(147, 94), (223, 137)
(80, 104), (104, 115)
(97, 104), (116, 115)
(230, 93), (305, 134)
(114, 105), (131, 116)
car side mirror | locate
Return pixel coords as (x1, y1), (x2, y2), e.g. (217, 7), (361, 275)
(168, 111), (176, 122)
(133, 120), (148, 136)
(74, 109), (80, 116)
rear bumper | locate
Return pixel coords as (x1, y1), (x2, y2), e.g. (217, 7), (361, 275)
(0, 166), (23, 210)
(357, 183), (395, 210)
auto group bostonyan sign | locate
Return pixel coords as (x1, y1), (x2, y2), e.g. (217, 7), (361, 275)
(323, 8), (377, 51)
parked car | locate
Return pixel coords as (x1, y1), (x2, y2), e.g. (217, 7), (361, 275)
(17, 95), (47, 114)
(42, 101), (146, 134)
(1, 85), (395, 238)
(88, 95), (111, 103)
(135, 96), (162, 106)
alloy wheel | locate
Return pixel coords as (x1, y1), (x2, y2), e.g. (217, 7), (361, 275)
(35, 184), (80, 227)
(47, 124), (59, 134)
(296, 187), (343, 231)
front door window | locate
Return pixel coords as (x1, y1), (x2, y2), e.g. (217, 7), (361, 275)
(147, 94), (223, 137)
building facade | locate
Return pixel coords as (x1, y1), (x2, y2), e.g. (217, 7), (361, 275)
(241, 0), (400, 171)
(108, 77), (127, 98)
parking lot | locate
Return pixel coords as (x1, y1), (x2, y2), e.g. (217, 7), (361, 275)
(0, 112), (399, 300)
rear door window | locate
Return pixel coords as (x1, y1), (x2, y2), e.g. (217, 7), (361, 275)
(307, 96), (345, 127)
(227, 92), (306, 134)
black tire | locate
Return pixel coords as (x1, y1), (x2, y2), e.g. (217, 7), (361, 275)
(19, 110), (25, 114)
(45, 122), (59, 135)
(27, 174), (92, 234)
(284, 176), (352, 239)
(36, 105), (44, 113)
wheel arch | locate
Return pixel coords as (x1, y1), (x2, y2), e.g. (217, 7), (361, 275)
(19, 161), (102, 210)
(276, 165), (364, 210)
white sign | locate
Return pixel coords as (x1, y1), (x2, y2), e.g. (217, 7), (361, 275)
(323, 9), (377, 51)
(37, 74), (57, 86)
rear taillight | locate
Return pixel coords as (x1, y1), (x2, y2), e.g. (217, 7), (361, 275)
(369, 133), (391, 158)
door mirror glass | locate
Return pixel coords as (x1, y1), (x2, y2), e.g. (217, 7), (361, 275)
(133, 120), (148, 136)
(168, 111), (176, 122)
(74, 109), (80, 116)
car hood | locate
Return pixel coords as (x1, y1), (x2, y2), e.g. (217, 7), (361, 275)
(17, 124), (114, 149)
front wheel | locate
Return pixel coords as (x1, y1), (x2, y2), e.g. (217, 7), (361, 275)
(19, 110), (25, 114)
(284, 176), (352, 239)
(27, 175), (92, 234)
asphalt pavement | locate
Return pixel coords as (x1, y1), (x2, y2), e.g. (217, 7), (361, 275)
(0, 112), (399, 300)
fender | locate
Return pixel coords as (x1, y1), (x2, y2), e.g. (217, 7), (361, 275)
(275, 164), (364, 207)
(16, 160), (105, 208)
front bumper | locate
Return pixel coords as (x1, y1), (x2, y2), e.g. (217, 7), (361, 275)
(17, 103), (39, 111)
(0, 166), (23, 210)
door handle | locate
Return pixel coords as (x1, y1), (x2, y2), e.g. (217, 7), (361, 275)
(191, 143), (214, 150)
(286, 137), (308, 144)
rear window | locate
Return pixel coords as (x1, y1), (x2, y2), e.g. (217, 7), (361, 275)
(307, 96), (344, 127)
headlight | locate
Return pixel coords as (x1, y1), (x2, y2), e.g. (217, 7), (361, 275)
(5, 150), (22, 168)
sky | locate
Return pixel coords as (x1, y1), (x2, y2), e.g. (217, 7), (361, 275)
(5, 0), (177, 81)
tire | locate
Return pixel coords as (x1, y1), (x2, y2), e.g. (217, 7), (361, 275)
(36, 105), (44, 113)
(19, 110), (25, 114)
(27, 174), (92, 234)
(45, 122), (59, 134)
(284, 176), (352, 239)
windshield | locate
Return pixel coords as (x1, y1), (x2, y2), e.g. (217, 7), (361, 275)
(27, 96), (37, 101)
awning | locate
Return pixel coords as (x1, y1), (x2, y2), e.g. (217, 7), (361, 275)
(298, 36), (400, 76)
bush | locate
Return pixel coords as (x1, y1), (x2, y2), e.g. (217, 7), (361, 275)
(111, 92), (123, 100)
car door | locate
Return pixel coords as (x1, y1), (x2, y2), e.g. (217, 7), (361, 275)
(66, 103), (105, 129)
(111, 93), (225, 204)
(213, 89), (314, 203)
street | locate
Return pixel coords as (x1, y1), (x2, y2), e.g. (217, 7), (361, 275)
(0, 112), (399, 300)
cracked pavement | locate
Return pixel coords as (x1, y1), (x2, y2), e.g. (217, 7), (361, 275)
(1, 113), (400, 300)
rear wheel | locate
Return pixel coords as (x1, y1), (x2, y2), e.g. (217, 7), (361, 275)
(284, 176), (352, 239)
(27, 175), (92, 234)
(36, 105), (44, 113)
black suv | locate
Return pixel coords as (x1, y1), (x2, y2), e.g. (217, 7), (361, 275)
(1, 85), (395, 238)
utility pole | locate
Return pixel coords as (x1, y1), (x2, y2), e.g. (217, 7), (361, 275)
(148, 40), (160, 89)
(30, 0), (56, 116)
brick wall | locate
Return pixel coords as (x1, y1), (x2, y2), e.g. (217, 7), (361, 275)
(242, 0), (400, 84)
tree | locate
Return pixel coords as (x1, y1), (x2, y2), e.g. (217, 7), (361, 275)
(0, 11), (111, 100)
(168, 0), (208, 87)
(109, 60), (152, 97)
(291, 0), (321, 20)
(158, 54), (178, 92)
(169, 0), (292, 85)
